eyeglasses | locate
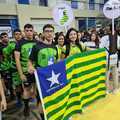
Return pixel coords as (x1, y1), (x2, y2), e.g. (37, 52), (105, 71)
(44, 30), (54, 33)
(1, 35), (8, 39)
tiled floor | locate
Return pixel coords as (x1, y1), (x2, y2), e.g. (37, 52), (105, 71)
(2, 99), (41, 120)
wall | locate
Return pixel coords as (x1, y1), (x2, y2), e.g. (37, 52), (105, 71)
(0, 2), (104, 32)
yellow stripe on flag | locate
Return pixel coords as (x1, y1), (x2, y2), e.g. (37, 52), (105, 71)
(67, 60), (106, 80)
(43, 83), (70, 104)
(45, 92), (69, 114)
(66, 51), (106, 70)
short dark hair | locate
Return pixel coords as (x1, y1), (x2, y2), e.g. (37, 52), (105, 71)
(24, 24), (33, 29)
(13, 29), (21, 33)
(0, 32), (8, 39)
(43, 24), (54, 32)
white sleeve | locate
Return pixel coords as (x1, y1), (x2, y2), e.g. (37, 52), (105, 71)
(99, 36), (109, 50)
(117, 36), (120, 50)
(99, 37), (106, 48)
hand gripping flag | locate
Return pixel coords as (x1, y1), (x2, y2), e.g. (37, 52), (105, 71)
(35, 48), (107, 120)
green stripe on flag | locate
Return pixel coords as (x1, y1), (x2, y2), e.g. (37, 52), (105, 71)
(44, 89), (70, 108)
(66, 48), (106, 64)
(66, 56), (106, 74)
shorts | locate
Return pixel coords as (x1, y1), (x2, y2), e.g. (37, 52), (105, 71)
(1, 70), (13, 89)
(23, 73), (35, 87)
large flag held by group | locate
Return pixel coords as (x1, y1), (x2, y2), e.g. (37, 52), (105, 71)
(35, 48), (107, 120)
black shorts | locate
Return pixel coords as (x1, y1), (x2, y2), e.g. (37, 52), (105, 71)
(23, 73), (35, 87)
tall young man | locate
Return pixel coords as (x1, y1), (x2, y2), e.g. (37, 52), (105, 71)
(14, 24), (37, 116)
(0, 32), (14, 100)
(28, 24), (58, 120)
(8, 29), (23, 107)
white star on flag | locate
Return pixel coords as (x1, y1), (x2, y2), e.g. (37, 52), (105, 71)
(47, 70), (61, 87)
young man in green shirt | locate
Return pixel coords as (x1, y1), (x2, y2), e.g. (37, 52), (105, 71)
(1, 29), (22, 107)
(14, 24), (37, 117)
(0, 32), (14, 100)
(28, 24), (58, 120)
(9, 29), (23, 107)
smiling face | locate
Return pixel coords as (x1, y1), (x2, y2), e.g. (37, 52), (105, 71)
(58, 35), (64, 46)
(69, 30), (78, 43)
(91, 33), (96, 42)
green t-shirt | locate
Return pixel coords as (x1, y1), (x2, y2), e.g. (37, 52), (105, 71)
(15, 38), (37, 73)
(56, 45), (63, 61)
(29, 42), (58, 67)
(0, 42), (12, 71)
(62, 42), (88, 58)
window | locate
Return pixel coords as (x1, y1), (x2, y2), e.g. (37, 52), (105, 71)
(88, 18), (96, 29)
(0, 19), (10, 26)
(39, 0), (48, 6)
(71, 0), (78, 9)
(78, 19), (87, 30)
(18, 0), (29, 4)
(0, 16), (19, 38)
(89, 0), (95, 10)
(10, 19), (19, 31)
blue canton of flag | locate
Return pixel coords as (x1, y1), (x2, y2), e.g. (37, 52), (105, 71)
(36, 60), (69, 98)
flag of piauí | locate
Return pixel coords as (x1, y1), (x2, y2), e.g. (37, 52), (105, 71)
(35, 48), (107, 120)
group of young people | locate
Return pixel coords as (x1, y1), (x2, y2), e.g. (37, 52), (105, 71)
(0, 23), (120, 120)
(0, 23), (92, 119)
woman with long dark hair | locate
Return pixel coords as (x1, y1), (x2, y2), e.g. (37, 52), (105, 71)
(61, 28), (90, 59)
(55, 32), (65, 61)
(84, 33), (100, 49)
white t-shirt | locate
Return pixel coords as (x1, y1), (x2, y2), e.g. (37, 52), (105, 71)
(99, 35), (120, 50)
(84, 41), (97, 49)
(99, 35), (120, 65)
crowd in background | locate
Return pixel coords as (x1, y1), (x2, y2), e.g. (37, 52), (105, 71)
(0, 23), (120, 120)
